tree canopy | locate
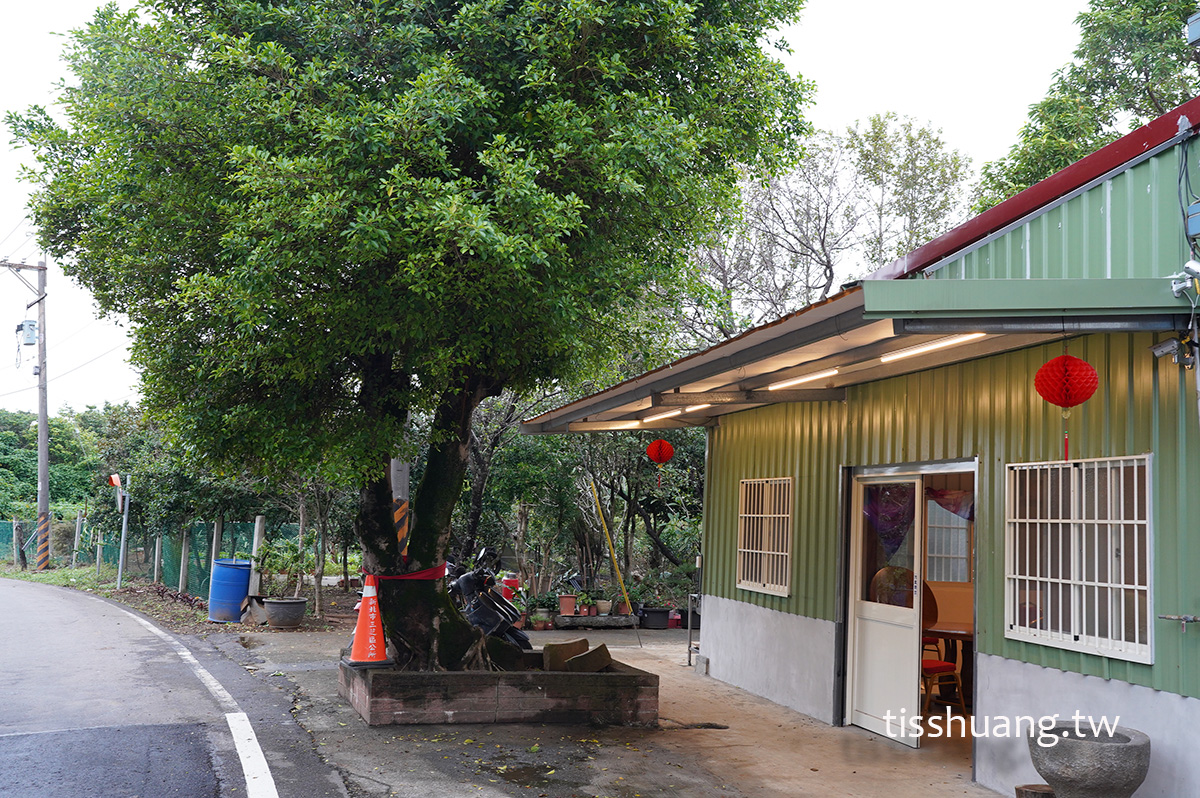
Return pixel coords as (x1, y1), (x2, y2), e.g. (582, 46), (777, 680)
(11, 0), (810, 669)
(12, 0), (808, 480)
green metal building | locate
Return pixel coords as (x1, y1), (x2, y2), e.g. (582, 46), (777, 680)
(524, 96), (1200, 795)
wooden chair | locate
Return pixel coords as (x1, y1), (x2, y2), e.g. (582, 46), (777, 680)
(921, 659), (968, 715)
(921, 583), (941, 658)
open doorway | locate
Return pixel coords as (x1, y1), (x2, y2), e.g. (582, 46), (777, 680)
(920, 470), (976, 762)
(843, 463), (976, 755)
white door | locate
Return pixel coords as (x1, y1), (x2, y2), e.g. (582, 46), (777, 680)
(846, 477), (924, 747)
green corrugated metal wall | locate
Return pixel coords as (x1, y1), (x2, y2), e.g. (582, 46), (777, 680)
(703, 332), (1200, 698)
(927, 148), (1189, 282)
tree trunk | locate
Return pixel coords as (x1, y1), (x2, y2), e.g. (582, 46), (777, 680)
(463, 453), (488, 557)
(294, 498), (307, 597)
(341, 540), (349, 592)
(636, 506), (683, 566)
(314, 515), (325, 617)
(357, 374), (502, 671)
(513, 500), (531, 592)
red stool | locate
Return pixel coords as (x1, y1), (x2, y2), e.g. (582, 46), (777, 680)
(921, 659), (967, 715)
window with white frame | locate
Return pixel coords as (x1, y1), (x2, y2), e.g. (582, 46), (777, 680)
(737, 477), (793, 596)
(926, 498), (972, 582)
(1005, 455), (1152, 663)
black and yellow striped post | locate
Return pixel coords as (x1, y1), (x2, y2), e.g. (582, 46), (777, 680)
(34, 512), (50, 571)
(393, 499), (411, 558)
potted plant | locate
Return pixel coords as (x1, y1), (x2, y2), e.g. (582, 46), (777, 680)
(255, 534), (311, 629)
(577, 592), (596, 616)
(511, 589), (528, 629)
(629, 580), (670, 629)
(530, 591), (557, 630)
(594, 597), (612, 615)
(557, 591), (577, 616)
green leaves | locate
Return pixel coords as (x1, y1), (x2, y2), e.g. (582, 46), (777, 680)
(11, 0), (809, 484)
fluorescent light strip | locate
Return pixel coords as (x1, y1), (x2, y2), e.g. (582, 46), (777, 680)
(642, 408), (683, 423)
(879, 333), (986, 364)
(768, 368), (839, 391)
(685, 403), (712, 412)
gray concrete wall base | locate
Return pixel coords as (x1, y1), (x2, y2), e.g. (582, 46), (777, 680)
(702, 596), (837, 724)
(976, 653), (1200, 796)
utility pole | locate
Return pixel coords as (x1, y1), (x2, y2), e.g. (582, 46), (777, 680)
(4, 260), (50, 571)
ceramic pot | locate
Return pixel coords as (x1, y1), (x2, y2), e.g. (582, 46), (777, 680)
(263, 597), (308, 629)
(640, 607), (670, 629)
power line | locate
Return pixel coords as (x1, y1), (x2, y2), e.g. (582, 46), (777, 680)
(0, 342), (126, 399)
(0, 217), (30, 251)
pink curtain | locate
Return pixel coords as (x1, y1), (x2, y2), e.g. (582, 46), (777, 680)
(925, 488), (974, 520)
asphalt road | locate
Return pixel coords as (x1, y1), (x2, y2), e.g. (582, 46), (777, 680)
(0, 578), (349, 798)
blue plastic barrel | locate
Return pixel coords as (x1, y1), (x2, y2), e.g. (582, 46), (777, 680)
(208, 558), (252, 622)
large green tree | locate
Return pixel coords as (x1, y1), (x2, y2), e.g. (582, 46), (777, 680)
(12, 0), (808, 669)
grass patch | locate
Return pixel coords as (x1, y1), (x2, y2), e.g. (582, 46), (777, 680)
(0, 561), (122, 595)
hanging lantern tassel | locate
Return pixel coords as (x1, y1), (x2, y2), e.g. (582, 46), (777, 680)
(646, 439), (675, 487)
(1034, 353), (1098, 460)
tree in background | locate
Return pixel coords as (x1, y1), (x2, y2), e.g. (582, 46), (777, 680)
(681, 116), (970, 347)
(974, 0), (1199, 211)
(12, 0), (809, 670)
(848, 113), (971, 268)
(0, 406), (102, 521)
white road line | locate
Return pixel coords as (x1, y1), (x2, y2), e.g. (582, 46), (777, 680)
(227, 712), (282, 798)
(120, 608), (280, 798)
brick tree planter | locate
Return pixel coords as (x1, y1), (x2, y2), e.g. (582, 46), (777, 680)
(338, 653), (659, 726)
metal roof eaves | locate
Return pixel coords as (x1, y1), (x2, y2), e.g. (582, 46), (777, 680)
(522, 287), (865, 427)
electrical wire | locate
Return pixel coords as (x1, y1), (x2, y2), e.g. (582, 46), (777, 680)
(1178, 136), (1200, 260)
(0, 342), (127, 399)
(0, 217), (30, 252)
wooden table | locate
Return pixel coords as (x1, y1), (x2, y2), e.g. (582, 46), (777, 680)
(925, 622), (974, 709)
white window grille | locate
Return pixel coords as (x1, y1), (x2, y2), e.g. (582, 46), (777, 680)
(1005, 455), (1152, 664)
(737, 477), (793, 596)
(926, 500), (971, 582)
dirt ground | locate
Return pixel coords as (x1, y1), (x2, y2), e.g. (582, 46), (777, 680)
(109, 580), (360, 636)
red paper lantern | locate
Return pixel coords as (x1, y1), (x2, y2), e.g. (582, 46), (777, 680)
(1034, 354), (1098, 409)
(646, 439), (674, 464)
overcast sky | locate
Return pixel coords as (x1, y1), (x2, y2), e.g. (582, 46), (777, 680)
(0, 0), (1091, 415)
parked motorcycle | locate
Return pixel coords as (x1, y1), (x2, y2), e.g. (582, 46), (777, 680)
(447, 548), (532, 650)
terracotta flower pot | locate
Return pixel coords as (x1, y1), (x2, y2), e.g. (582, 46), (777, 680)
(558, 594), (577, 616)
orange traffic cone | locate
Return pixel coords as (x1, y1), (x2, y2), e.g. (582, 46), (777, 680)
(345, 574), (394, 668)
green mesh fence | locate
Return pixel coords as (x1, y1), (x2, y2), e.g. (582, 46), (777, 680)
(2, 519), (44, 568)
(3, 517), (297, 597)
(4, 517), (118, 570)
(158, 521), (294, 596)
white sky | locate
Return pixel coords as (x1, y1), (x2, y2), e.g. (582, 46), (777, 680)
(0, 0), (1091, 414)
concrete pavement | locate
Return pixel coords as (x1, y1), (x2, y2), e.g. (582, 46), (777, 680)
(204, 625), (1002, 798)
